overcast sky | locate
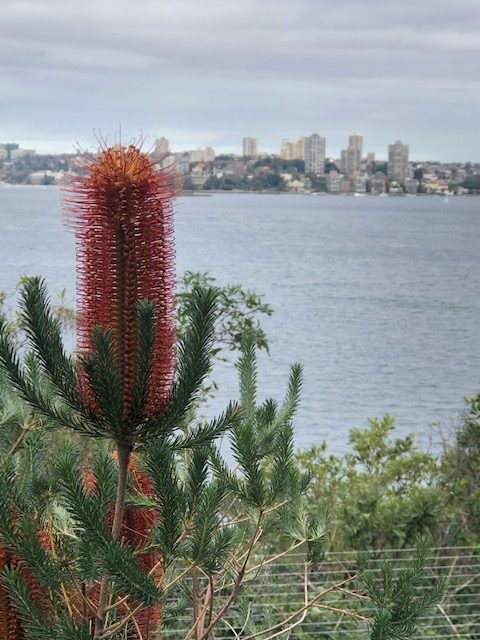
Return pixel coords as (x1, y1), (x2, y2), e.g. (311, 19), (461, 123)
(1, 0), (479, 160)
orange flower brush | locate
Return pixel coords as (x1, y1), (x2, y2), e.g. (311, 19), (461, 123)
(64, 142), (177, 423)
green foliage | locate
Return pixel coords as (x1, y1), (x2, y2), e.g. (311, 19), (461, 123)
(306, 172), (327, 192)
(128, 286), (216, 440)
(99, 539), (162, 606)
(19, 276), (80, 410)
(295, 401), (480, 554)
(202, 170), (287, 192)
(0, 273), (452, 640)
(228, 336), (307, 512)
(80, 327), (124, 431)
(144, 438), (183, 560)
(371, 161), (389, 174)
(253, 157), (305, 172)
(462, 175), (480, 191)
(439, 393), (480, 544)
(360, 536), (446, 640)
(1, 567), (55, 640)
(0, 367), (32, 455)
(3, 269), (273, 376)
(91, 447), (118, 509)
(132, 300), (156, 420)
(0, 276), (247, 637)
(177, 271), (273, 355)
(0, 278), (238, 446)
(56, 445), (110, 542)
(297, 416), (441, 550)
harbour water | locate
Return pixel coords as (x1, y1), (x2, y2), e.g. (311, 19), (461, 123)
(1, 187), (480, 454)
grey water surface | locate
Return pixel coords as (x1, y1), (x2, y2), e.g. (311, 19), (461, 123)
(1, 187), (479, 454)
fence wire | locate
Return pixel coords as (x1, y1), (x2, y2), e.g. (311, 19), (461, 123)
(163, 545), (480, 639)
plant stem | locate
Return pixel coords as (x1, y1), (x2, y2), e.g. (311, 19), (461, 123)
(94, 441), (131, 637)
(5, 419), (34, 459)
(197, 515), (263, 640)
(192, 566), (201, 640)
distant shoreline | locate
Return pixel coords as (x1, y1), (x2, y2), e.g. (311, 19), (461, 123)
(181, 190), (477, 197)
(1, 184), (478, 197)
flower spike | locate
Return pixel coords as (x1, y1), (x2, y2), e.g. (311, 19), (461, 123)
(64, 142), (179, 425)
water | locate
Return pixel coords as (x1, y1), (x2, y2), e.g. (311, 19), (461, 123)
(1, 187), (479, 453)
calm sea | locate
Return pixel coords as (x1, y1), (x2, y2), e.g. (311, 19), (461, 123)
(1, 187), (479, 453)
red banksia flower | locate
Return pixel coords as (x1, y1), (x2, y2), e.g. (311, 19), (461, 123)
(0, 547), (23, 640)
(123, 462), (163, 639)
(83, 458), (163, 639)
(0, 546), (47, 640)
(64, 142), (178, 422)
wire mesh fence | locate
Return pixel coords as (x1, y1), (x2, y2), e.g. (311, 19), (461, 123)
(163, 545), (480, 639)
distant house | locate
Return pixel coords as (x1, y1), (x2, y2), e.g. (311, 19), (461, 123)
(191, 163), (210, 187)
(369, 171), (388, 195)
(326, 170), (342, 193)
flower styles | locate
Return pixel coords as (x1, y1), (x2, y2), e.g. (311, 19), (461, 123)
(64, 142), (178, 424)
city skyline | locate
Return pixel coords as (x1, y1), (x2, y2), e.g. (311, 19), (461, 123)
(0, 0), (479, 162)
(2, 137), (476, 195)
(0, 132), (469, 165)
(2, 131), (479, 163)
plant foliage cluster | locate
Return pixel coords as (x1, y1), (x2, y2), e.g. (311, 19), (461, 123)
(0, 276), (447, 640)
(298, 407), (480, 552)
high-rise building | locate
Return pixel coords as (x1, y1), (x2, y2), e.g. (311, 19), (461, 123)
(189, 149), (204, 163)
(304, 133), (326, 174)
(280, 138), (306, 161)
(203, 146), (215, 162)
(345, 147), (360, 176)
(280, 140), (291, 160)
(153, 136), (169, 158)
(188, 147), (216, 163)
(243, 137), (258, 157)
(295, 138), (306, 160)
(388, 140), (410, 184)
(341, 132), (363, 177)
(349, 132), (363, 156)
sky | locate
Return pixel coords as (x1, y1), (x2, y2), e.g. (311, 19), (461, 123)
(1, 0), (479, 161)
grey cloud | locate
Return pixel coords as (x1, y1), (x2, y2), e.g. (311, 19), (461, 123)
(0, 0), (479, 159)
